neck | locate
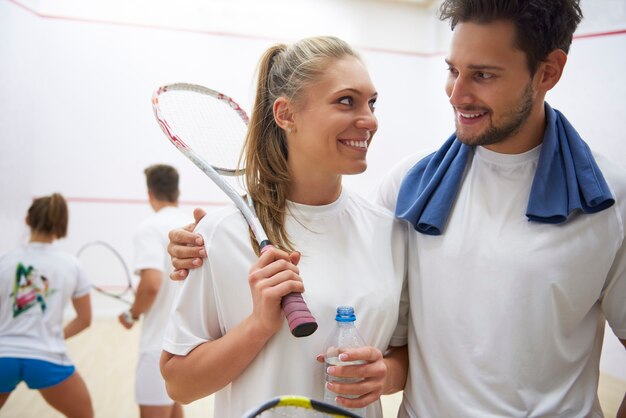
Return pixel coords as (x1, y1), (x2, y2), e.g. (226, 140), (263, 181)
(151, 200), (177, 212)
(30, 232), (54, 243)
(288, 174), (342, 205)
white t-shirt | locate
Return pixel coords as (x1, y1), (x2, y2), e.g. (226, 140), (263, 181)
(133, 206), (191, 353)
(163, 188), (408, 418)
(377, 145), (626, 418)
(0, 242), (91, 365)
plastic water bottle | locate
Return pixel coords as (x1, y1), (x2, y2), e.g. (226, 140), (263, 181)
(323, 306), (366, 417)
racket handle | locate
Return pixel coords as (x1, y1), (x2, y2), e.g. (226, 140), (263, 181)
(260, 243), (318, 337)
(281, 292), (318, 337)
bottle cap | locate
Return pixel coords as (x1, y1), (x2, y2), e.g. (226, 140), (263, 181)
(335, 306), (356, 322)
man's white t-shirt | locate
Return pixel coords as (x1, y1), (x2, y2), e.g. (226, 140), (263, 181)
(377, 145), (626, 417)
(133, 206), (191, 353)
(0, 242), (91, 365)
(163, 188), (408, 418)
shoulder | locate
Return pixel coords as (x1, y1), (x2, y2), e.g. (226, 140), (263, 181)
(345, 189), (395, 220)
(594, 152), (626, 224)
(373, 147), (439, 212)
(195, 205), (248, 248)
(391, 147), (439, 178)
(594, 152), (626, 196)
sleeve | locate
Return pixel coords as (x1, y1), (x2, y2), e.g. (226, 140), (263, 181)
(162, 234), (223, 356)
(73, 258), (92, 298)
(601, 229), (626, 340)
(133, 223), (165, 275)
(599, 160), (626, 340)
(389, 223), (410, 347)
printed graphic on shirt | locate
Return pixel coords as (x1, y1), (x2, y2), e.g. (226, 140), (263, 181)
(11, 262), (55, 317)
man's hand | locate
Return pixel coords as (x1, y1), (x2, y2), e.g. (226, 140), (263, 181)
(168, 208), (207, 280)
(118, 310), (137, 329)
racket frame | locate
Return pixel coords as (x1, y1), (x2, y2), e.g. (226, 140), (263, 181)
(76, 240), (134, 305)
(152, 83), (317, 337)
(243, 395), (363, 418)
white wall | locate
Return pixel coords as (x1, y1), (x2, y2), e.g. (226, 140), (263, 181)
(1, 0), (625, 379)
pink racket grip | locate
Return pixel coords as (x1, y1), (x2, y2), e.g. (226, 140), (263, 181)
(260, 243), (318, 337)
(281, 292), (318, 337)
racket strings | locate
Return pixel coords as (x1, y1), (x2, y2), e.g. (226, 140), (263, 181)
(252, 407), (344, 417)
(76, 242), (133, 302)
(157, 88), (247, 173)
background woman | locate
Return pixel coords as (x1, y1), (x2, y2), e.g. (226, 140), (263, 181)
(0, 193), (93, 418)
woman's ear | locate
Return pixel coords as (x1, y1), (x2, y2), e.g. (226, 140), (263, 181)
(273, 97), (295, 133)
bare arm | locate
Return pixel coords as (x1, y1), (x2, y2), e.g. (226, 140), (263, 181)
(167, 208), (207, 280)
(382, 345), (409, 395)
(160, 248), (303, 403)
(118, 269), (162, 329)
(64, 294), (92, 339)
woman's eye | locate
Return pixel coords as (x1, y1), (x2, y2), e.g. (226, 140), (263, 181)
(338, 96), (353, 106)
(369, 99), (377, 111)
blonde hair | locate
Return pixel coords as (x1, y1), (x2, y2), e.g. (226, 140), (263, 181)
(243, 36), (360, 254)
(27, 193), (69, 239)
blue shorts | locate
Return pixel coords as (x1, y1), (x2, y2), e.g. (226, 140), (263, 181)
(0, 358), (75, 392)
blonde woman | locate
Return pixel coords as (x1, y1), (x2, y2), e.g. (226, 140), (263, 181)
(160, 36), (408, 418)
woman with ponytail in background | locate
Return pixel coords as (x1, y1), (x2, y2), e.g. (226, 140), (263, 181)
(160, 36), (408, 417)
(0, 193), (93, 418)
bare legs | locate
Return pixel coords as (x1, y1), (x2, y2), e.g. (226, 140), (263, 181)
(38, 371), (93, 418)
(139, 402), (183, 418)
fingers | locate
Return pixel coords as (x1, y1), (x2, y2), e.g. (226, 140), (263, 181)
(251, 246), (299, 272)
(289, 251), (301, 266)
(192, 208), (206, 224)
(249, 257), (303, 297)
(168, 228), (204, 248)
(247, 246), (305, 336)
(325, 347), (386, 409)
(117, 313), (133, 329)
(167, 228), (206, 273)
(169, 268), (189, 281)
(171, 255), (204, 271)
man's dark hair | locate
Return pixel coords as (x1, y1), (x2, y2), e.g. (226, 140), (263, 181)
(439, 0), (583, 74)
(144, 164), (180, 203)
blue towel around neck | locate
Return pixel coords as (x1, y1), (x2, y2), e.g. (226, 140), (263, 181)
(395, 103), (615, 235)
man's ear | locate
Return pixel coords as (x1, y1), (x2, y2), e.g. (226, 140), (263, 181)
(535, 49), (567, 92)
(273, 96), (295, 132)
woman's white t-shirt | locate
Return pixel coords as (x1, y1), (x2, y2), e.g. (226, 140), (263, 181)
(163, 188), (408, 418)
(0, 242), (91, 365)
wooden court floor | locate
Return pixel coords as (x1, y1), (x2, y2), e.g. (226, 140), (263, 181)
(1, 318), (624, 418)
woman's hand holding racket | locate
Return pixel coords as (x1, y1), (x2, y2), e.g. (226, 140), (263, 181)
(247, 247), (304, 337)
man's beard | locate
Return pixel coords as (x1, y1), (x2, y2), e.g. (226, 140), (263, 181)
(455, 83), (534, 147)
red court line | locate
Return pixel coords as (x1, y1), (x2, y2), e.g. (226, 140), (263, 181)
(64, 196), (227, 207)
(6, 0), (626, 58)
(574, 29), (626, 39)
